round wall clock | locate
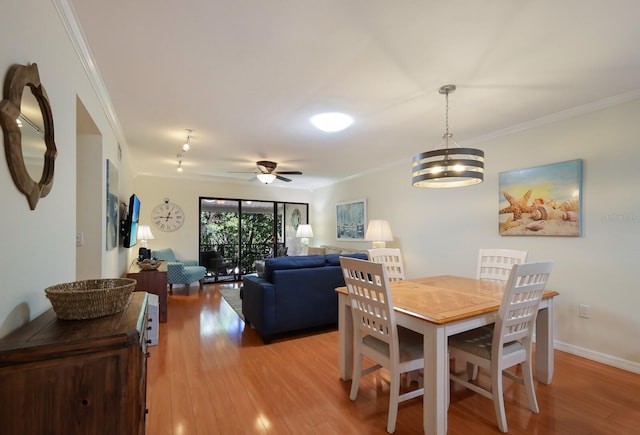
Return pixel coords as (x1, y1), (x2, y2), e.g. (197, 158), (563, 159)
(152, 199), (184, 232)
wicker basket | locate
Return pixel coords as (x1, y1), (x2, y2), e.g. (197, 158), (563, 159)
(45, 278), (137, 320)
(137, 259), (161, 271)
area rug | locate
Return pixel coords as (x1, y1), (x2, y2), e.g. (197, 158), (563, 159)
(219, 288), (244, 320)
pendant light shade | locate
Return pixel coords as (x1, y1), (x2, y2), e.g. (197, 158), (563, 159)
(412, 85), (484, 188)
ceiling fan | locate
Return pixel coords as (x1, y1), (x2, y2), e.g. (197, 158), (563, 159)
(231, 160), (303, 184)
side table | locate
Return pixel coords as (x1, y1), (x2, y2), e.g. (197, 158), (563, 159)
(127, 261), (168, 322)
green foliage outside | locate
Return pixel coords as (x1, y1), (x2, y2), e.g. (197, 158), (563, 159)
(200, 210), (276, 273)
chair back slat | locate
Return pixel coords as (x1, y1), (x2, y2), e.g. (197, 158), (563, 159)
(495, 261), (554, 348)
(477, 248), (528, 283)
(341, 257), (397, 346)
(367, 248), (406, 281)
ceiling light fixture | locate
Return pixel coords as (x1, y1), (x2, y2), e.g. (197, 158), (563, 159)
(177, 152), (184, 172)
(256, 173), (276, 184)
(310, 112), (353, 132)
(412, 85), (484, 188)
(182, 129), (192, 151)
(175, 129), (192, 172)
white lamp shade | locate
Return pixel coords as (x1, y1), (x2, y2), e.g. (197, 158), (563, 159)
(256, 173), (276, 184)
(137, 225), (155, 241)
(296, 224), (314, 238)
(365, 220), (393, 243)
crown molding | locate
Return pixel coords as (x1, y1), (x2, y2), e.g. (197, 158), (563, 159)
(52, 0), (127, 148)
(467, 88), (640, 146)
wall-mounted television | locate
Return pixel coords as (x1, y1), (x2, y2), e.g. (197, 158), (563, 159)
(121, 194), (141, 248)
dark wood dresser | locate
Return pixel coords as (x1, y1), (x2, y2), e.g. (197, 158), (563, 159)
(127, 261), (168, 322)
(0, 292), (150, 435)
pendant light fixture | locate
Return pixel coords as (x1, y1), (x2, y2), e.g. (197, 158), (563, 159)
(412, 85), (484, 188)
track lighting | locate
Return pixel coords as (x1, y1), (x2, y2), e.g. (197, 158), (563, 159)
(177, 152), (184, 172)
(176, 129), (192, 171)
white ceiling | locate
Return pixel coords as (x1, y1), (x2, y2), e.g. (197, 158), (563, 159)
(68, 0), (640, 190)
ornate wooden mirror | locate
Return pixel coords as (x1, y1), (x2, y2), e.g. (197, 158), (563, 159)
(0, 63), (57, 209)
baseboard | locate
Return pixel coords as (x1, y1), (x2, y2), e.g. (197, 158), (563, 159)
(554, 340), (640, 375)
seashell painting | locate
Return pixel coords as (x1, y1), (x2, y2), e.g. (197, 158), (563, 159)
(499, 159), (582, 236)
(526, 220), (546, 231)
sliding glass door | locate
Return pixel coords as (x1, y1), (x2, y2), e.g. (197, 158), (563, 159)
(199, 197), (308, 280)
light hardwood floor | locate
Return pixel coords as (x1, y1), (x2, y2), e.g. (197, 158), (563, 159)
(146, 282), (640, 434)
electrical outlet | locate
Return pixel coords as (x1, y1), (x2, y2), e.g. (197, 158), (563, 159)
(76, 232), (84, 246)
(579, 304), (591, 319)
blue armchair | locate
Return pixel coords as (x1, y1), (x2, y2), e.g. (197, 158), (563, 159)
(152, 248), (206, 293)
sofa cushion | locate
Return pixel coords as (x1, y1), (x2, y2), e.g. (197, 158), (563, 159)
(324, 252), (368, 266)
(323, 245), (343, 255)
(263, 255), (326, 281)
(307, 246), (325, 256)
(254, 260), (267, 278)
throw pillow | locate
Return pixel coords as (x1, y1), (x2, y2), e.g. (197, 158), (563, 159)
(323, 245), (343, 255)
(307, 247), (325, 256)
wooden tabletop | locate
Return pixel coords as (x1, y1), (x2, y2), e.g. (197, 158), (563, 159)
(336, 275), (559, 325)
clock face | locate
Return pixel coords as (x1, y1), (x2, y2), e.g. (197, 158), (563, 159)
(152, 202), (184, 232)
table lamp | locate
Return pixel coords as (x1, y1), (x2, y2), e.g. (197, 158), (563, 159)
(296, 224), (314, 254)
(364, 219), (393, 248)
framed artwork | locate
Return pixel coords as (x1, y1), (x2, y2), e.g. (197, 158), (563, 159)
(499, 159), (582, 236)
(106, 159), (119, 249)
(336, 198), (367, 240)
(284, 203), (308, 255)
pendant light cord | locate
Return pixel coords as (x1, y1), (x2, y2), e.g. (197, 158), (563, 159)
(443, 89), (451, 148)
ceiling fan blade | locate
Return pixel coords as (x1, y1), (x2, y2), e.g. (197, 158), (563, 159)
(257, 160), (277, 173)
(275, 175), (292, 182)
(275, 171), (302, 175)
(228, 171), (258, 174)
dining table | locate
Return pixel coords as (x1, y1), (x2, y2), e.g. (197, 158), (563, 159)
(336, 275), (559, 435)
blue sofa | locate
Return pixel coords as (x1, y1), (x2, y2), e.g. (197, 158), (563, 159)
(241, 253), (367, 343)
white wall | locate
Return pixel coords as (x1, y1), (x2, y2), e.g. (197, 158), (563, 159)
(0, 0), (134, 337)
(311, 98), (640, 373)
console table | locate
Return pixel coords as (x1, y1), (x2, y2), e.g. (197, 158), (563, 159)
(0, 292), (150, 434)
(128, 261), (168, 322)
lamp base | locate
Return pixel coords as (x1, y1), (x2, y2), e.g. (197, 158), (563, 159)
(372, 241), (386, 249)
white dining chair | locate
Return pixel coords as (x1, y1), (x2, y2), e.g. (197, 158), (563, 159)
(367, 248), (406, 281)
(340, 257), (424, 433)
(449, 261), (554, 433)
(466, 249), (530, 379)
(477, 249), (528, 283)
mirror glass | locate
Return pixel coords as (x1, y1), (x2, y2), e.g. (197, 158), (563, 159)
(19, 89), (46, 181)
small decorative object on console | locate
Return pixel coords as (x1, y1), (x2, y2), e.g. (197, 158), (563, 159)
(137, 258), (161, 271)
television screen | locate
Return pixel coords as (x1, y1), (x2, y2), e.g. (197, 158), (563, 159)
(123, 194), (141, 248)
(130, 194), (141, 223)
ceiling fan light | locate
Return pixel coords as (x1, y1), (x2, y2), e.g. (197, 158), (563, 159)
(310, 112), (353, 132)
(256, 173), (276, 184)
